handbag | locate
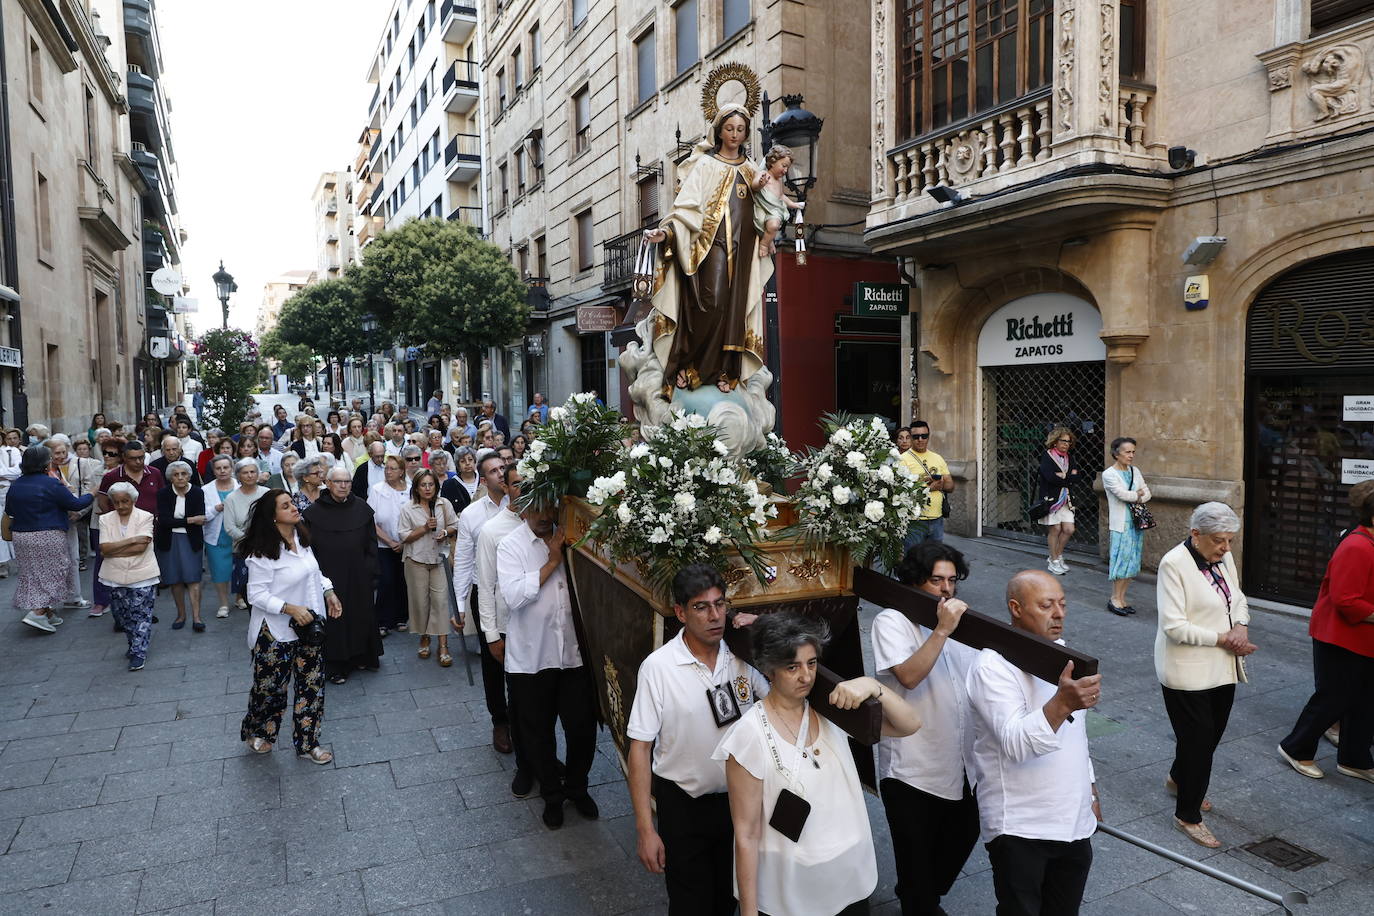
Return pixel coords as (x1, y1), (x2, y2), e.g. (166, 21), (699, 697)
(1127, 468), (1156, 530)
(1, 513), (10, 542)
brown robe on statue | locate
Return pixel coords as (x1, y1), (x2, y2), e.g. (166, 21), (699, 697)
(664, 166), (757, 391)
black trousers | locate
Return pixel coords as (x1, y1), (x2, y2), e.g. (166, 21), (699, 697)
(880, 777), (980, 915)
(653, 776), (735, 916)
(506, 666), (597, 804)
(1161, 683), (1235, 824)
(760, 901), (869, 916)
(1281, 638), (1374, 770)
(375, 548), (407, 629)
(986, 834), (1092, 916)
(475, 593), (509, 727)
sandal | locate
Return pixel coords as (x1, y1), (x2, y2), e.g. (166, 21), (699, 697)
(329, 674), (347, 685)
(418, 637), (431, 660)
(247, 737), (272, 754)
(1164, 777), (1212, 813)
(298, 746), (333, 765)
(438, 651), (452, 668)
(1174, 817), (1221, 849)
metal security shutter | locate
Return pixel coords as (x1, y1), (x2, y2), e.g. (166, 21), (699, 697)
(1246, 249), (1374, 374)
(1311, 0), (1374, 32)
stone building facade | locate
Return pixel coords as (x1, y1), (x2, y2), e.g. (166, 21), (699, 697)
(482, 0), (899, 445)
(1, 0), (187, 433)
(866, 0), (1374, 608)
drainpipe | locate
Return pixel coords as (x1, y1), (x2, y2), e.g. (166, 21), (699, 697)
(0, 0), (29, 429)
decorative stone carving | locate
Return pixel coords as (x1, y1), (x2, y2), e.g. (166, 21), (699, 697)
(872, 0), (888, 201)
(1301, 44), (1363, 121)
(945, 130), (985, 183)
(1267, 65), (1293, 91)
(1099, 331), (1149, 365)
(1057, 0), (1076, 132)
(1098, 3), (1115, 130)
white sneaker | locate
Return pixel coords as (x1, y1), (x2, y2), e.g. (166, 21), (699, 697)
(1047, 558), (1066, 575)
(64, 599), (91, 610)
(216, 606), (230, 619)
(1057, 557), (1070, 573)
(48, 614), (64, 627)
(21, 612), (56, 633)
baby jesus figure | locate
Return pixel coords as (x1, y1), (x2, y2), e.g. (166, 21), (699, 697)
(754, 144), (806, 257)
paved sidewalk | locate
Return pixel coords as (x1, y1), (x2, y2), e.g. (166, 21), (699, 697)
(0, 533), (1369, 913)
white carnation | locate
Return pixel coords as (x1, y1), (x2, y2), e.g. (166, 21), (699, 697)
(673, 492), (697, 514)
(548, 406), (568, 422)
(877, 464), (895, 484)
(687, 413), (708, 429)
(831, 485), (852, 505)
(616, 504), (633, 524)
(703, 525), (722, 544)
(658, 456), (673, 469)
(816, 462), (833, 482)
(864, 500), (885, 523)
(629, 443), (651, 460)
(829, 428), (854, 447)
(649, 526), (669, 544)
(845, 450), (866, 469)
(572, 392), (595, 404)
(671, 416), (689, 431)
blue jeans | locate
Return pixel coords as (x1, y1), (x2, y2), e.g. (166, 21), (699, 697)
(903, 518), (945, 553)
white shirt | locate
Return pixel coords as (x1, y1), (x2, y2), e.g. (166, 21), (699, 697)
(627, 630), (769, 796)
(178, 437), (203, 462)
(385, 439), (406, 456)
(201, 480), (237, 545)
(361, 459), (386, 493)
(496, 522), (581, 674)
(966, 645), (1097, 843)
(244, 541), (333, 649)
(712, 705), (877, 914)
(258, 448), (283, 476)
(298, 438), (321, 457)
(1102, 465), (1151, 533)
(452, 491), (504, 604)
(474, 507), (523, 643)
(368, 481), (410, 543)
(872, 609), (979, 800)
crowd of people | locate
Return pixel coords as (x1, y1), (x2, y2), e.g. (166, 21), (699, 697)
(2, 395), (1371, 914)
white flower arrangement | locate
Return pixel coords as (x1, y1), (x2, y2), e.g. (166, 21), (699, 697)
(580, 409), (776, 599)
(516, 392), (624, 509)
(788, 413), (929, 569)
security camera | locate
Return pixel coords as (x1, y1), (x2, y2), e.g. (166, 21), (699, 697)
(927, 185), (962, 205)
(1167, 147), (1197, 170)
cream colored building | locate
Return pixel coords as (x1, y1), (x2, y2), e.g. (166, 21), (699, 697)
(256, 270), (316, 341)
(311, 170), (356, 279)
(483, 0), (889, 432)
(866, 0), (1374, 608)
(2, 0), (188, 431)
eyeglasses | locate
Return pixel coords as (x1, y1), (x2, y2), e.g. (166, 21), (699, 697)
(689, 598), (731, 613)
(912, 433), (930, 439)
(102, 451), (119, 458)
(1056, 437), (1072, 444)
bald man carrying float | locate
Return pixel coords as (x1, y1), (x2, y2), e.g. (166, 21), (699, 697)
(966, 569), (1103, 916)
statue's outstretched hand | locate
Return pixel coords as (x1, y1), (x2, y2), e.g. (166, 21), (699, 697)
(644, 228), (667, 245)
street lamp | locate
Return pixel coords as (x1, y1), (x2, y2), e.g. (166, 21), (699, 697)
(361, 312), (378, 415)
(211, 261), (236, 329)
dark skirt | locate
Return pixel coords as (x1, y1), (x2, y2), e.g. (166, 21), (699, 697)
(156, 531), (203, 586)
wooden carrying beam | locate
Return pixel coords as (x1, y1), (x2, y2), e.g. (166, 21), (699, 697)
(723, 625), (885, 746)
(851, 567), (1100, 682)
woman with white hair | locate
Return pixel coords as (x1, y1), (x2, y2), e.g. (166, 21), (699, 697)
(155, 460), (208, 631)
(222, 458), (268, 612)
(201, 453), (239, 619)
(1155, 501), (1258, 849)
(98, 481), (159, 669)
(291, 455), (329, 513)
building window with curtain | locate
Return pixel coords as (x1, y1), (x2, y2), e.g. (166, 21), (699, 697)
(573, 85), (591, 154)
(636, 28), (657, 105)
(575, 209), (595, 272)
(1311, 0), (1374, 32)
(675, 0), (699, 73)
(723, 0), (750, 38)
(897, 0), (1055, 142)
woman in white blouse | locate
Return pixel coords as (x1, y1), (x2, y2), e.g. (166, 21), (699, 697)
(715, 612), (921, 916)
(342, 417), (367, 464)
(238, 488), (342, 763)
(1102, 436), (1152, 616)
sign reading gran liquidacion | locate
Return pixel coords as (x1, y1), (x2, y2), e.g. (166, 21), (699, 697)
(977, 293), (1106, 367)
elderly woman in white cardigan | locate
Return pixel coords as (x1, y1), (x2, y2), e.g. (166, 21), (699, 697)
(1155, 502), (1258, 849)
(1102, 436), (1152, 616)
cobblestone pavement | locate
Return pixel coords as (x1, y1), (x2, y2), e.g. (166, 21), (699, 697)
(0, 532), (1369, 914)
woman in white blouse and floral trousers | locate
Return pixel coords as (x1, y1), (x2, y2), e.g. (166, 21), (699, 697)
(238, 488), (342, 764)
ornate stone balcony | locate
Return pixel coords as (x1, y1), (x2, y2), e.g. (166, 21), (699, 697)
(1258, 16), (1374, 144)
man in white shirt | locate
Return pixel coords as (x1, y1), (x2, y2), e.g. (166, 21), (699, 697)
(497, 502), (597, 831)
(453, 450), (512, 755)
(873, 541), (981, 916)
(627, 565), (769, 916)
(473, 462), (531, 793)
(384, 424), (407, 456)
(967, 570), (1103, 916)
(351, 441), (387, 495)
(254, 426), (283, 476)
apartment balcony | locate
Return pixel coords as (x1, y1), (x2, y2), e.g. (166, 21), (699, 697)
(143, 227), (166, 271)
(443, 59), (480, 114)
(122, 0), (159, 78)
(447, 206), (483, 231)
(146, 294), (171, 333)
(357, 214), (382, 247)
(77, 161), (133, 251)
(441, 0), (477, 44)
(127, 68), (168, 154)
(324, 196), (338, 215)
(525, 277), (551, 314)
(361, 176), (384, 215)
(444, 133), (482, 183)
(367, 131), (383, 169)
(602, 229), (642, 291)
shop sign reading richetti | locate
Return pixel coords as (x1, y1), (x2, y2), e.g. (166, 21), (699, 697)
(853, 282), (909, 317)
(976, 293), (1106, 367)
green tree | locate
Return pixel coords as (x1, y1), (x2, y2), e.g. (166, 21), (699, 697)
(276, 278), (368, 396)
(350, 218), (528, 355)
(191, 328), (261, 430)
(260, 329), (315, 383)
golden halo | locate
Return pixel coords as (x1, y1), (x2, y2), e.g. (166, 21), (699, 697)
(701, 62), (761, 123)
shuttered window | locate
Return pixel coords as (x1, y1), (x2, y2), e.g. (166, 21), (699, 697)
(1311, 0), (1374, 33)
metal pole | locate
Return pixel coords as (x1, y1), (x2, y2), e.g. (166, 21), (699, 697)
(1095, 824), (1309, 914)
(368, 350), (376, 416)
(219, 296), (228, 329)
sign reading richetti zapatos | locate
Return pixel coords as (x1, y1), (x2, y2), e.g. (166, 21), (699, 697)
(853, 282), (909, 317)
(976, 293), (1106, 367)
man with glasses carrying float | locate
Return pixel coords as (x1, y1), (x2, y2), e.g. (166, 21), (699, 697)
(900, 420), (954, 546)
(628, 564), (770, 915)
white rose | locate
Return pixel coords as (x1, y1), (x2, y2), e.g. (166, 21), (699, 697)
(658, 456), (673, 469)
(687, 413), (708, 429)
(671, 416), (689, 431)
(718, 468), (737, 485)
(831, 485), (851, 505)
(649, 526), (669, 544)
(673, 492), (697, 514)
(712, 439), (728, 456)
(548, 406), (568, 422)
(703, 525), (722, 544)
(829, 428), (853, 447)
(516, 459), (531, 477)
(616, 504), (633, 524)
(629, 443), (651, 460)
(816, 462), (833, 482)
(864, 501), (885, 523)
(845, 450), (866, 469)
(877, 464), (895, 484)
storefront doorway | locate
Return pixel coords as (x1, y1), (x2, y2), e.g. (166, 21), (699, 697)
(977, 294), (1106, 553)
(836, 339), (900, 427)
(1244, 249), (1374, 606)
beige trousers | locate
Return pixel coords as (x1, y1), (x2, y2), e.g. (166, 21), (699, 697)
(403, 558), (448, 636)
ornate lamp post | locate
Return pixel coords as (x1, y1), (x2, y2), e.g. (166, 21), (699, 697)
(361, 312), (378, 415)
(211, 261), (236, 329)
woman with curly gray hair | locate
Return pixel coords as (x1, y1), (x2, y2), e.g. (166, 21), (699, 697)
(714, 612), (921, 916)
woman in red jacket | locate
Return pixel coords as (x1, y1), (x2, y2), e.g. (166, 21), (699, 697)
(1278, 480), (1374, 782)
